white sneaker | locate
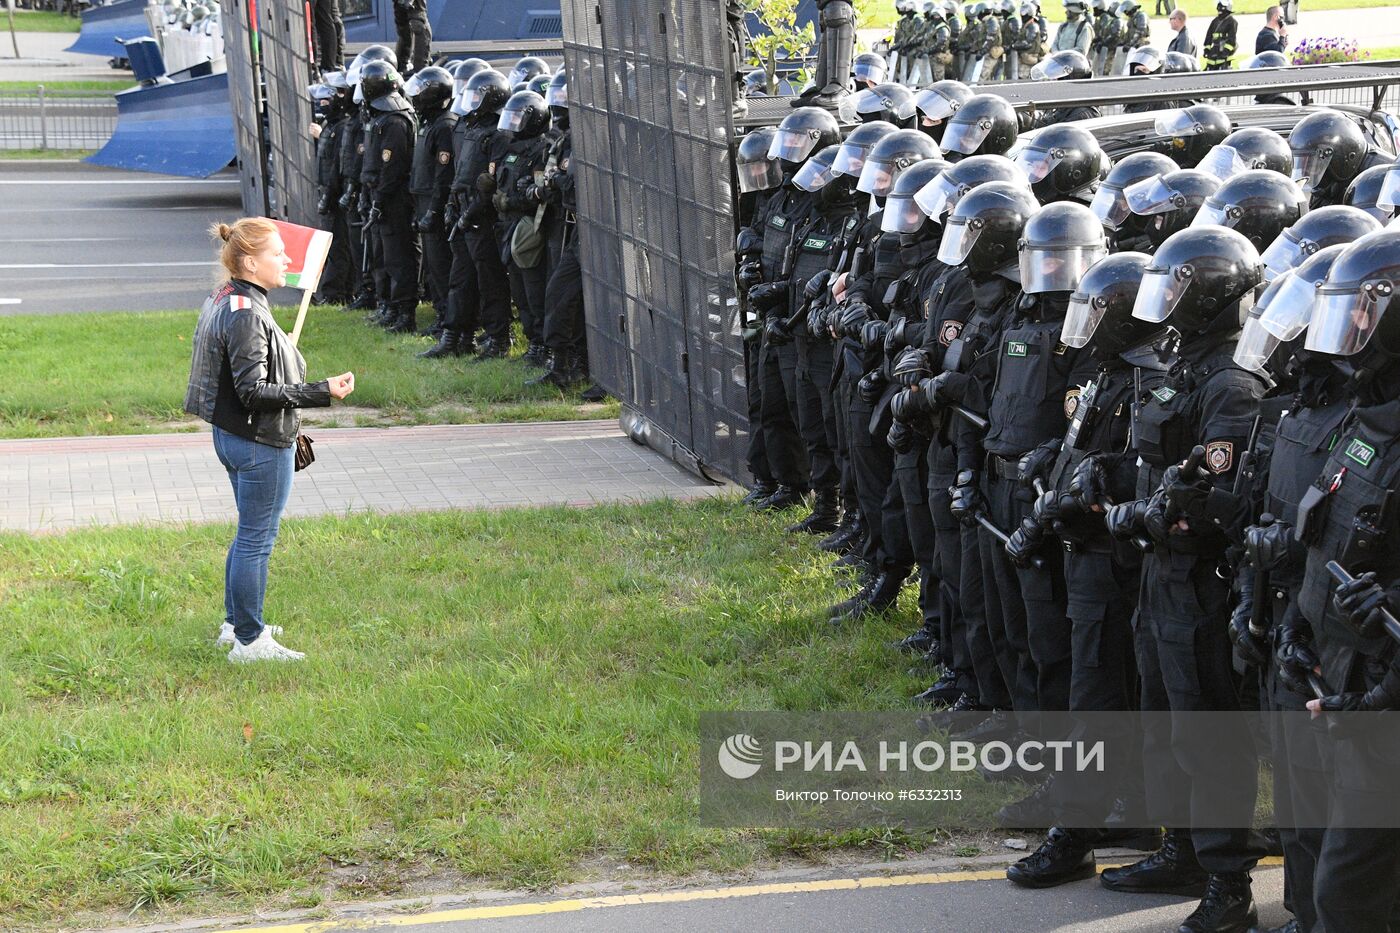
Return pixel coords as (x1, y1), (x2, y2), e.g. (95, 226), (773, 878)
(226, 628), (305, 663)
(217, 622), (283, 647)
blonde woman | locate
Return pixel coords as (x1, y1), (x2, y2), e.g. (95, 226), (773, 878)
(184, 218), (355, 662)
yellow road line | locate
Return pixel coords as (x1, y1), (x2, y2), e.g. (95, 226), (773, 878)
(212, 856), (1286, 932)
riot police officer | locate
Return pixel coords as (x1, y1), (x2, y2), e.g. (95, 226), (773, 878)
(1053, 0), (1094, 56)
(1152, 104), (1232, 170)
(1012, 123), (1106, 203)
(1090, 150), (1179, 252)
(446, 68), (513, 359)
(913, 80), (973, 145)
(1288, 108), (1371, 209)
(1123, 167), (1222, 249)
(341, 45), (396, 313)
(1012, 1), (1045, 80)
(360, 59), (420, 334)
(939, 92), (1019, 159)
(1028, 50), (1100, 127)
(489, 90), (553, 365)
(891, 0), (919, 84)
(394, 0), (432, 75)
(1122, 46), (1167, 114)
(1190, 168), (1306, 250)
(1091, 0), (1121, 74)
(312, 73), (355, 304)
(406, 66), (457, 345)
(1114, 0), (1149, 75)
(1103, 225), (1271, 933)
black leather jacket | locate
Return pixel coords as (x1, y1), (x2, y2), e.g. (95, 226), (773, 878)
(183, 279), (331, 448)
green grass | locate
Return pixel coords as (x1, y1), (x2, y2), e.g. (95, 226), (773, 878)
(3, 8), (82, 31)
(0, 79), (134, 92)
(0, 148), (95, 160)
(0, 498), (951, 927)
(0, 306), (614, 438)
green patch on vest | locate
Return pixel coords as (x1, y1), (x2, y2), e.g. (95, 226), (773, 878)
(1345, 438), (1377, 468)
(1007, 341), (1028, 357)
(1151, 387), (1178, 404)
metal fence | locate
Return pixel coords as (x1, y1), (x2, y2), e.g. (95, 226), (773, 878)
(563, 0), (749, 483)
(0, 88), (117, 150)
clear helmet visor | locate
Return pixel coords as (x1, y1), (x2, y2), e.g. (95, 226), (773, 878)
(462, 87), (491, 114)
(1124, 174), (1180, 216)
(507, 67), (530, 87)
(1153, 109), (1207, 137)
(1197, 144), (1249, 182)
(832, 141), (873, 177)
(882, 194), (928, 232)
(1292, 150), (1332, 191)
(403, 73), (427, 97)
(547, 84), (568, 108)
(1020, 245), (1108, 294)
(914, 172), (960, 222)
(937, 218), (984, 265)
(854, 58), (885, 83)
(915, 88), (960, 122)
(857, 157), (902, 197)
(497, 107), (528, 132)
(1260, 231), (1308, 282)
(1015, 147), (1063, 184)
(353, 82), (365, 104)
(1091, 184), (1133, 229)
(1303, 282), (1395, 356)
(1191, 200), (1234, 229)
(1377, 165), (1400, 211)
(450, 88), (471, 115)
(793, 157), (839, 192)
(1234, 311), (1281, 372)
(738, 158), (783, 193)
(1062, 293), (1105, 347)
(768, 128), (820, 163)
(1030, 57), (1071, 80)
(1131, 267), (1191, 323)
(942, 118), (993, 156)
(1257, 270), (1321, 342)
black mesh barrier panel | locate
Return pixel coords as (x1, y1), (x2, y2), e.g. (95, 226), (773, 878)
(219, 0), (319, 226)
(564, 0), (747, 483)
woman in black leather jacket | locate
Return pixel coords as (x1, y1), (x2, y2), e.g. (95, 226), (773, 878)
(184, 218), (355, 663)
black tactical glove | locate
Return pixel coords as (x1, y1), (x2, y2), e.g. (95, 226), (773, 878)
(1006, 516), (1046, 569)
(1276, 623), (1323, 699)
(857, 370), (887, 404)
(1312, 654), (1400, 737)
(949, 470), (986, 528)
(917, 371), (969, 408)
(747, 281), (790, 313)
(860, 319), (890, 352)
(1244, 520), (1295, 572)
(1105, 499), (1148, 541)
(1333, 571), (1397, 641)
(803, 269), (832, 303)
(764, 315), (792, 346)
(1067, 455), (1110, 510)
(1017, 439), (1061, 492)
(476, 172), (498, 195)
(357, 189), (373, 216)
(891, 386), (935, 425)
(443, 201), (460, 231)
(364, 202), (383, 227)
(317, 192), (332, 214)
(887, 421), (918, 454)
(839, 301), (871, 338)
(1161, 459), (1213, 521)
(1141, 486), (1173, 542)
(1030, 488), (1062, 529)
(415, 210), (439, 232)
(1228, 571), (1271, 668)
(892, 348), (932, 387)
(884, 316), (911, 356)
(338, 185), (358, 210)
(736, 260), (764, 292)
(807, 303), (829, 337)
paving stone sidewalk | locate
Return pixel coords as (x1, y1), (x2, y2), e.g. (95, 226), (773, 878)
(0, 420), (729, 534)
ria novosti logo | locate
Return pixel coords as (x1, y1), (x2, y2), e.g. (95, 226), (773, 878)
(717, 733), (764, 779)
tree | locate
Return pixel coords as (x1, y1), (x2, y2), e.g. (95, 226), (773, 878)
(742, 0), (814, 94)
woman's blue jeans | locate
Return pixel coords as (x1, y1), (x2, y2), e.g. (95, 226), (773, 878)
(213, 426), (295, 645)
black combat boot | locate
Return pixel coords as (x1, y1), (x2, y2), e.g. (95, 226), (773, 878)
(892, 626), (936, 654)
(912, 672), (963, 707)
(1006, 827), (1098, 889)
(952, 708), (1017, 742)
(370, 299), (395, 326)
(741, 481), (777, 507)
(387, 307), (417, 334)
(827, 569), (905, 625)
(1178, 873), (1257, 933)
(346, 291), (375, 311)
(997, 774), (1060, 827)
(419, 329), (463, 359)
(474, 337), (509, 360)
(1101, 830), (1209, 896)
(786, 488), (840, 534)
(757, 485), (804, 511)
(522, 342), (549, 367)
(526, 352), (561, 386)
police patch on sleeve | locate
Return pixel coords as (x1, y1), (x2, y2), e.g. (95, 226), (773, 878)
(1064, 388), (1081, 419)
(382, 148), (393, 162)
(1205, 440), (1234, 474)
(438, 150), (451, 164)
(939, 320), (964, 347)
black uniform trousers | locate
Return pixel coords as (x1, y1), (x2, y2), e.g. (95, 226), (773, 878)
(378, 198), (421, 316)
(365, 220), (388, 303)
(543, 224), (586, 358)
(465, 228), (512, 344)
(929, 447), (978, 697)
(1315, 726), (1400, 932)
(312, 0), (345, 69)
(394, 0), (431, 73)
(414, 194), (452, 324)
(832, 351), (857, 512)
(445, 230), (481, 338)
(795, 334), (839, 492)
(760, 339), (811, 492)
(1136, 549), (1264, 873)
(896, 444), (939, 633)
(318, 205), (354, 301)
(745, 332), (772, 486)
(847, 390), (889, 568)
(506, 251), (548, 347)
(868, 408), (914, 574)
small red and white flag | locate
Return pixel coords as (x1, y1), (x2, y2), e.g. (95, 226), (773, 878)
(272, 220), (333, 292)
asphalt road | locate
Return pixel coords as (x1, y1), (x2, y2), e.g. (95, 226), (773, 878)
(0, 160), (248, 315)
(137, 861), (1290, 933)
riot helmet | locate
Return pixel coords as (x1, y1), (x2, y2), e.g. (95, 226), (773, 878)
(1153, 104), (1231, 168)
(526, 74), (551, 98)
(360, 60), (403, 108)
(1132, 225), (1264, 335)
(1235, 243), (1349, 371)
(1163, 51), (1200, 73)
(1244, 50), (1288, 69)
(404, 66), (454, 115)
(1125, 46), (1164, 76)
(547, 68), (568, 108)
(858, 129), (943, 198)
(1217, 0), (1233, 9)
(938, 180), (1041, 279)
(1259, 204), (1380, 282)
(1064, 0), (1088, 17)
(1191, 169), (1307, 249)
(1031, 49), (1093, 81)
(793, 144), (843, 193)
(844, 83), (918, 127)
(941, 93), (1018, 157)
(1197, 126), (1292, 181)
(1125, 168), (1221, 248)
(1063, 251), (1161, 352)
(1019, 202), (1109, 294)
(1303, 230), (1400, 361)
(322, 70), (351, 92)
(853, 52), (888, 88)
(452, 58), (489, 86)
(457, 69), (511, 118)
(914, 81), (973, 143)
(347, 44), (395, 88)
(883, 159), (954, 233)
(507, 56), (549, 89)
(1091, 150), (1178, 232)
(497, 91), (550, 138)
(768, 106), (842, 167)
(1289, 109), (1369, 195)
(1346, 162), (1400, 222)
(744, 69), (769, 97)
(915, 152), (1027, 223)
(832, 121), (899, 177)
(1013, 123), (1107, 203)
(737, 127), (783, 193)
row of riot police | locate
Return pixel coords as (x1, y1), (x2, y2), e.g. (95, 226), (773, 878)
(889, 0), (1050, 86)
(309, 47), (591, 389)
(734, 78), (1400, 932)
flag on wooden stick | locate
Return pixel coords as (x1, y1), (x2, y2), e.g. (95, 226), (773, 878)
(270, 219), (333, 347)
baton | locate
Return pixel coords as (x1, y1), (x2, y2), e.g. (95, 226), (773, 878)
(1325, 560), (1400, 644)
(1248, 513), (1276, 640)
(953, 405), (988, 431)
(975, 511), (1047, 571)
